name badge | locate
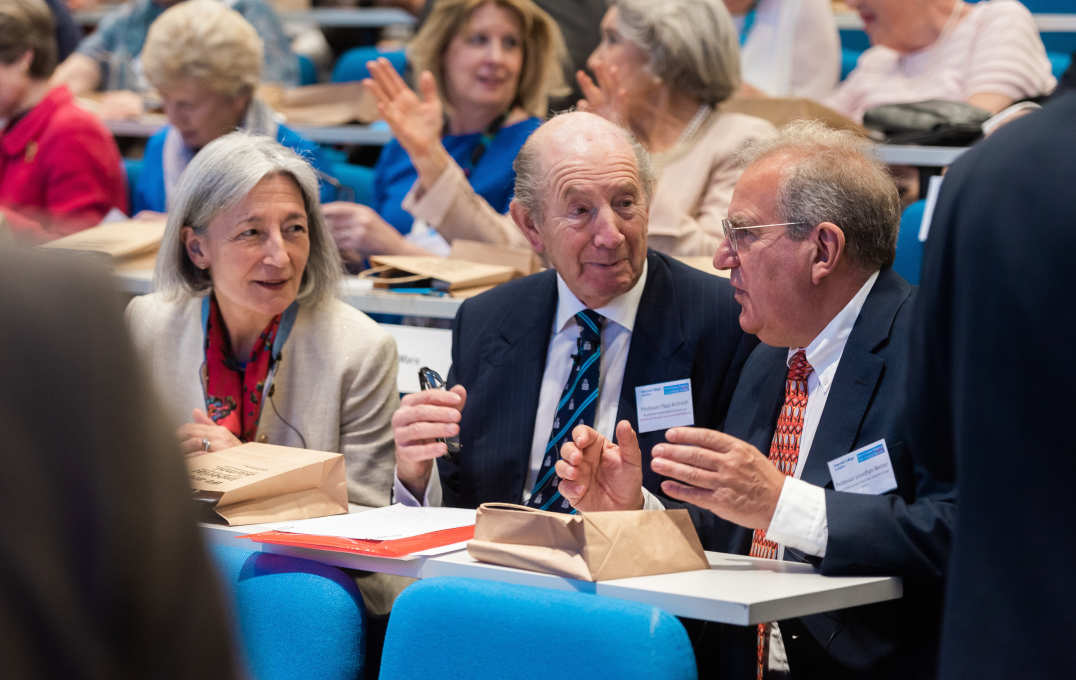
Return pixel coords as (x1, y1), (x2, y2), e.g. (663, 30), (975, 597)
(827, 439), (898, 495)
(635, 379), (694, 434)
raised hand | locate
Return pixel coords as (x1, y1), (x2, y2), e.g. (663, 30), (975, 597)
(555, 420), (644, 511)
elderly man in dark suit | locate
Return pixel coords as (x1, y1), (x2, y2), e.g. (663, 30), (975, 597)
(390, 110), (754, 512)
(646, 121), (955, 679)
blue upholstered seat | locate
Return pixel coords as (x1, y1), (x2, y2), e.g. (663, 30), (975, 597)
(210, 543), (367, 680)
(895, 199), (926, 286)
(379, 577), (697, 680)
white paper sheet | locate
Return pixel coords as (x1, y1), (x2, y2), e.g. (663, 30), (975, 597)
(270, 504), (476, 540)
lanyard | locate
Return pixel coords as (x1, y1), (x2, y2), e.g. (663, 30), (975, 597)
(738, 7), (757, 46)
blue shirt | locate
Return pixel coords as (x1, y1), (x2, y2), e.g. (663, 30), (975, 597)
(373, 116), (540, 235)
(132, 124), (336, 214)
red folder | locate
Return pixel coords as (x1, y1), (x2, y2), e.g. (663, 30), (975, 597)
(241, 525), (474, 558)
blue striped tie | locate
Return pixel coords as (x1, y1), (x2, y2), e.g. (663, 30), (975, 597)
(528, 309), (604, 513)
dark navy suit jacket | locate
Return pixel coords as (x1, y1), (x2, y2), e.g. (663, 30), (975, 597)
(715, 268), (955, 679)
(439, 249), (756, 508)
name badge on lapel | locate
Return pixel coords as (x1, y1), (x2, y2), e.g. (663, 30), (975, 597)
(827, 439), (898, 495)
(634, 379), (694, 433)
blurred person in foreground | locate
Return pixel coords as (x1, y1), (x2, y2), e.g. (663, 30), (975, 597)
(323, 0), (566, 260)
(131, 0), (335, 215)
(50, 0), (297, 119)
(829, 0), (1055, 122)
(0, 0), (126, 242)
(125, 132), (397, 507)
(0, 244), (239, 678)
(391, 111), (755, 514)
(910, 92), (1076, 680)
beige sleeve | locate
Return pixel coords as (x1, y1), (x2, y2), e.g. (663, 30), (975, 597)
(340, 328), (400, 507)
(401, 161), (529, 248)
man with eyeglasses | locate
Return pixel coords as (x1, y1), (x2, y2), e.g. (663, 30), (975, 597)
(631, 120), (951, 679)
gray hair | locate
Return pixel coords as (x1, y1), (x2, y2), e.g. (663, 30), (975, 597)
(154, 132), (341, 305)
(613, 0), (741, 106)
(736, 120), (900, 270)
(513, 112), (656, 223)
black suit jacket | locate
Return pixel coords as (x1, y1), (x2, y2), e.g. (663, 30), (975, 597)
(912, 93), (1076, 679)
(715, 268), (954, 679)
(440, 249), (756, 508)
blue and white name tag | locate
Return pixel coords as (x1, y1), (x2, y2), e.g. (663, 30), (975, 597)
(634, 379), (694, 433)
(827, 439), (898, 495)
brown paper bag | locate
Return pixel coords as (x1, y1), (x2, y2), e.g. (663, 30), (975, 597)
(721, 97), (869, 137)
(449, 239), (543, 278)
(42, 218), (166, 262)
(187, 443), (348, 526)
(258, 82), (379, 126)
(364, 255), (517, 291)
(467, 502), (709, 581)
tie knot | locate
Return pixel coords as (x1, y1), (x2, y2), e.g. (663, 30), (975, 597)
(787, 350), (813, 380)
(575, 309), (604, 341)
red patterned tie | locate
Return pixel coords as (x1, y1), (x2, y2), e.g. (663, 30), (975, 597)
(749, 349), (813, 679)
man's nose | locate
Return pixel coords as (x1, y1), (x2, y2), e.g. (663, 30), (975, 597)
(592, 204), (626, 249)
(714, 236), (738, 271)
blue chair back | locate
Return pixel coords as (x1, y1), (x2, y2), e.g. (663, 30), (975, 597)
(895, 199), (926, 285)
(328, 162), (376, 206)
(211, 544), (367, 680)
(298, 54), (318, 86)
(379, 577), (697, 680)
(122, 158), (142, 214)
(332, 47), (407, 84)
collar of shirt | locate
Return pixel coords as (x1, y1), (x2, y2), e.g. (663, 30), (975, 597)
(788, 270), (879, 395)
(553, 260), (649, 335)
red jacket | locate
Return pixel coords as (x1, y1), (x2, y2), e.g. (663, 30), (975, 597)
(0, 86), (128, 243)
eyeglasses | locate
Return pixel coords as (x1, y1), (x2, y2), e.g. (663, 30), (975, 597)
(721, 218), (808, 254)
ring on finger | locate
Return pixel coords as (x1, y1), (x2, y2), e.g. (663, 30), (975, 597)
(201, 438), (211, 452)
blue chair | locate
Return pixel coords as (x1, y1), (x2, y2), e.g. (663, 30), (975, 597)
(328, 162), (376, 206)
(332, 47), (407, 84)
(210, 544), (367, 680)
(895, 199), (926, 285)
(122, 158), (143, 213)
(297, 54), (318, 86)
(379, 577), (697, 680)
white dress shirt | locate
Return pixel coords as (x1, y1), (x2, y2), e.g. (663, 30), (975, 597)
(764, 271), (879, 559)
(395, 262), (663, 509)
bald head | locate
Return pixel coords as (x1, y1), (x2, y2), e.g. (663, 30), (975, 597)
(512, 112), (655, 224)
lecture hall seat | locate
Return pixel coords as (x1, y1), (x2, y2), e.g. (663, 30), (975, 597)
(210, 543), (368, 680)
(378, 577), (698, 680)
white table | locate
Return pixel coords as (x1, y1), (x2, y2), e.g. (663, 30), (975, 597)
(115, 268), (463, 319)
(107, 119), (393, 147)
(835, 11), (1076, 32)
(77, 6), (415, 27)
(204, 521), (901, 626)
(874, 144), (968, 167)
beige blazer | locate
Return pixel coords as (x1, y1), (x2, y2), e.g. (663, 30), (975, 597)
(126, 293), (398, 507)
(401, 110), (775, 258)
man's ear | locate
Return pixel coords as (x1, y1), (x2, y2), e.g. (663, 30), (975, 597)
(182, 226), (209, 270)
(810, 221), (845, 284)
(509, 200), (546, 254)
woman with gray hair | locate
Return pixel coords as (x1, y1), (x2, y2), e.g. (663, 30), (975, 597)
(578, 0), (775, 257)
(126, 132), (397, 507)
(130, 0), (335, 215)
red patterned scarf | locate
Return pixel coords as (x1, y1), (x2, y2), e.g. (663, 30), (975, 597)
(203, 296), (281, 442)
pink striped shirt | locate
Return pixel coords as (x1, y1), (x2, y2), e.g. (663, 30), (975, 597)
(826, 0), (1056, 122)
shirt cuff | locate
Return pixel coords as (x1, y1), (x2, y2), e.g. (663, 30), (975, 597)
(400, 162), (463, 229)
(391, 462), (443, 507)
(765, 476), (828, 558)
(641, 486), (666, 511)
